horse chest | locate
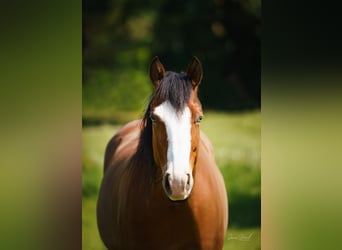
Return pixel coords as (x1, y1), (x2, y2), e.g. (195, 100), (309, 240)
(118, 178), (224, 249)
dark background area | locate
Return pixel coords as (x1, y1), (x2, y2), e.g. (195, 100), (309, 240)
(83, 0), (260, 115)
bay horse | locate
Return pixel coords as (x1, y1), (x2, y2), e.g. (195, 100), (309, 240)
(97, 56), (228, 249)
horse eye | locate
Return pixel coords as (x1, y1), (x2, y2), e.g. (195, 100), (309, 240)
(195, 115), (203, 124)
(150, 114), (158, 123)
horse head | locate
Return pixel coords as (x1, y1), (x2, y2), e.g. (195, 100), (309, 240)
(149, 56), (203, 201)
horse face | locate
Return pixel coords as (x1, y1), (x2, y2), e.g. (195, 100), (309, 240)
(149, 57), (203, 201)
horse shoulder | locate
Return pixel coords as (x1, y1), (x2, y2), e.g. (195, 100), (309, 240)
(103, 120), (142, 173)
(98, 120), (142, 249)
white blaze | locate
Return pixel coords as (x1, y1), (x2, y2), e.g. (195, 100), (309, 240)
(153, 101), (192, 177)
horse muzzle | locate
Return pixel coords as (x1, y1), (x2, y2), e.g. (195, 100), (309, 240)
(162, 171), (194, 201)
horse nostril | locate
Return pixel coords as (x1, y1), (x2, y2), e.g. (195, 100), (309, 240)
(163, 173), (172, 195)
(185, 173), (191, 192)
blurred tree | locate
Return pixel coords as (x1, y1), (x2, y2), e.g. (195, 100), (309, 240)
(83, 0), (260, 114)
(151, 0), (260, 110)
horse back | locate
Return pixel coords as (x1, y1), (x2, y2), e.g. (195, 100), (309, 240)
(103, 120), (141, 173)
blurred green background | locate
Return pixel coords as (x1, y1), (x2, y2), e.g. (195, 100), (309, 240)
(83, 0), (260, 249)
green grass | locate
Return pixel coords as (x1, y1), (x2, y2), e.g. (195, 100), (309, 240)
(82, 110), (260, 249)
(201, 111), (260, 168)
(223, 227), (261, 250)
(83, 68), (152, 122)
(201, 111), (261, 227)
(82, 198), (106, 250)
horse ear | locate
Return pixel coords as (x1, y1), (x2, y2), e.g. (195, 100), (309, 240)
(149, 56), (166, 87)
(186, 56), (203, 87)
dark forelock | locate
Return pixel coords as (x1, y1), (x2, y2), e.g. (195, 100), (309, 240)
(153, 71), (192, 112)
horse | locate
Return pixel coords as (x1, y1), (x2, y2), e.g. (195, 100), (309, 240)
(97, 56), (228, 249)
